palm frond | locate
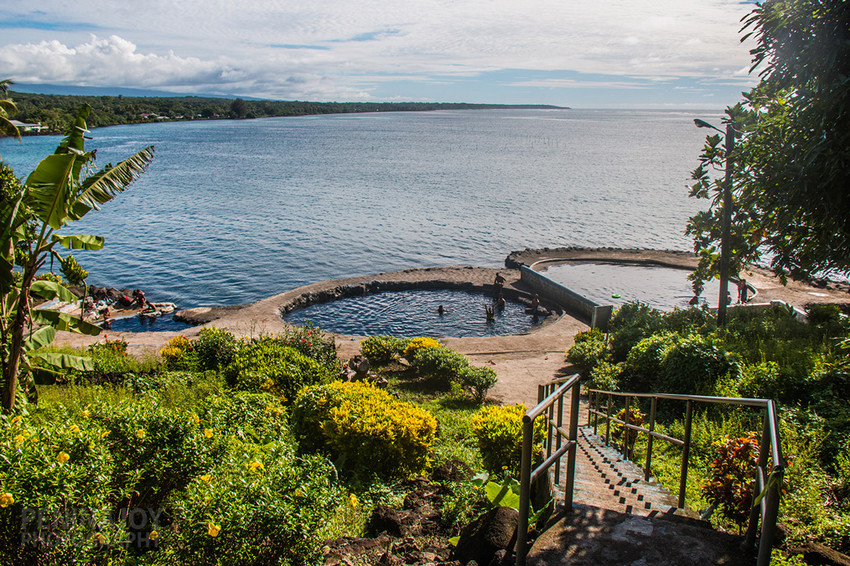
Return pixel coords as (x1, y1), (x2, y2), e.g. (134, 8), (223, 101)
(70, 146), (154, 219)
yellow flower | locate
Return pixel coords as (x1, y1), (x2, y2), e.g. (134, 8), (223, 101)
(92, 532), (106, 544)
(348, 494), (358, 508)
(192, 413), (200, 424)
(69, 425), (81, 434)
(207, 522), (221, 537)
(10, 416), (21, 426)
(57, 451), (70, 465)
(248, 460), (265, 473)
(82, 408), (90, 419)
(136, 429), (146, 439)
(294, 488), (305, 498)
(149, 530), (159, 541)
(100, 430), (110, 439)
(13, 435), (24, 444)
(204, 428), (213, 439)
(0, 493), (14, 507)
(261, 378), (274, 391)
(200, 474), (212, 484)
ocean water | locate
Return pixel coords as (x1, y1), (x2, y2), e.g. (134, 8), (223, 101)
(0, 109), (719, 308)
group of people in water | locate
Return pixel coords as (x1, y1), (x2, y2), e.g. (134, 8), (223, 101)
(434, 272), (542, 322)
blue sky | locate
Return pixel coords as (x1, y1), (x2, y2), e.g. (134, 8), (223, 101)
(0, 1), (760, 108)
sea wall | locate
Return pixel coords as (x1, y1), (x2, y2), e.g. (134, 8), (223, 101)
(519, 264), (613, 330)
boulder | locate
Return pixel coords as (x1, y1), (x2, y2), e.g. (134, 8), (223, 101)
(453, 507), (518, 566)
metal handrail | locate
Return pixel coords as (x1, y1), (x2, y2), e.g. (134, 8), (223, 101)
(587, 388), (784, 566)
(516, 374), (581, 566)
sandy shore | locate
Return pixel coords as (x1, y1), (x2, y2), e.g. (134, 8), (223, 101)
(52, 248), (850, 406)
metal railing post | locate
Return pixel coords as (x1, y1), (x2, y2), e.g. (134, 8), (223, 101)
(645, 397), (657, 481)
(623, 395), (632, 460)
(564, 379), (581, 510)
(592, 390), (599, 434)
(678, 400), (693, 508)
(605, 395), (612, 446)
(516, 416), (535, 566)
(555, 393), (564, 486)
(746, 410), (772, 546)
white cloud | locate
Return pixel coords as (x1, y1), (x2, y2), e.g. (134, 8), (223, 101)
(0, 0), (760, 101)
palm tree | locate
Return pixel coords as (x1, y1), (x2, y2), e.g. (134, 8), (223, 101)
(0, 79), (21, 140)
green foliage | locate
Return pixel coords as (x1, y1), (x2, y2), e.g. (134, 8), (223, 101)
(622, 332), (679, 392)
(159, 335), (198, 371)
(457, 366), (498, 403)
(608, 302), (665, 362)
(279, 322), (341, 373)
(702, 433), (759, 528)
(471, 403), (543, 477)
(566, 328), (608, 375)
(200, 391), (291, 445)
(59, 254), (87, 286)
(659, 334), (736, 395)
(225, 336), (333, 403)
(588, 360), (621, 391)
(611, 406), (645, 451)
(403, 336), (442, 360)
(360, 335), (409, 364)
(163, 442), (341, 566)
(292, 381), (438, 479)
(412, 345), (469, 384)
(195, 326), (238, 371)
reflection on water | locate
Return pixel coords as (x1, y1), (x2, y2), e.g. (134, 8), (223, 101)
(105, 312), (193, 333)
(540, 262), (723, 311)
(283, 289), (541, 337)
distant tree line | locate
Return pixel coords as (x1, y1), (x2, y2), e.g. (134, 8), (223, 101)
(8, 91), (561, 134)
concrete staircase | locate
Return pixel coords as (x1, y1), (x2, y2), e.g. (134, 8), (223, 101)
(527, 426), (752, 566)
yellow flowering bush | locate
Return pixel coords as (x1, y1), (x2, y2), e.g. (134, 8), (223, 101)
(361, 335), (410, 364)
(165, 441), (339, 565)
(471, 404), (545, 476)
(402, 336), (441, 360)
(159, 335), (197, 369)
(293, 381), (438, 478)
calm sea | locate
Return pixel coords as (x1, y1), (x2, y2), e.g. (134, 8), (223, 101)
(0, 109), (720, 308)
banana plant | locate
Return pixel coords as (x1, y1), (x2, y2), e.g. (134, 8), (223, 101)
(0, 105), (154, 412)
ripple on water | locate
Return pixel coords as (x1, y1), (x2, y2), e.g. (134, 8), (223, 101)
(282, 289), (542, 338)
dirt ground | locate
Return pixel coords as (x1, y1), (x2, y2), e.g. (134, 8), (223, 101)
(52, 248), (850, 406)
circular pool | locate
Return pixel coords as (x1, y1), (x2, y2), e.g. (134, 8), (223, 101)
(282, 289), (542, 337)
(539, 262), (724, 310)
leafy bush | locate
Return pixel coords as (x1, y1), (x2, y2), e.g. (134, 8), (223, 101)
(588, 360), (621, 391)
(659, 334), (736, 396)
(566, 329), (608, 376)
(457, 366), (498, 402)
(200, 391), (291, 445)
(608, 302), (665, 362)
(279, 322), (341, 372)
(195, 327), (238, 371)
(89, 401), (222, 509)
(611, 406), (645, 451)
(702, 433), (759, 528)
(0, 414), (123, 564)
(224, 336), (333, 403)
(622, 332), (679, 392)
(164, 441), (341, 566)
(412, 345), (470, 384)
(360, 335), (409, 364)
(471, 404), (543, 476)
(292, 382), (437, 478)
(159, 335), (198, 370)
(402, 336), (442, 360)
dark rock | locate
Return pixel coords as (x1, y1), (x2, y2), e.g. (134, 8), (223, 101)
(377, 552), (402, 566)
(432, 459), (473, 482)
(453, 507), (519, 566)
(368, 505), (408, 537)
(786, 543), (850, 566)
(774, 522), (790, 547)
(488, 549), (511, 566)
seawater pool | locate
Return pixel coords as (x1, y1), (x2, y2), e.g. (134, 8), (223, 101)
(539, 262), (723, 311)
(282, 289), (542, 337)
(104, 312), (192, 333)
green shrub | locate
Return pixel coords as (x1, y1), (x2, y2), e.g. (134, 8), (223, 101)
(622, 332), (679, 392)
(292, 382), (438, 478)
(609, 302), (665, 362)
(471, 404), (543, 476)
(225, 336), (333, 403)
(402, 336), (441, 360)
(458, 366), (498, 402)
(735, 361), (783, 399)
(0, 414), (123, 564)
(702, 432), (759, 528)
(200, 391), (291, 445)
(195, 327), (238, 371)
(159, 335), (199, 370)
(658, 334), (736, 396)
(664, 305), (716, 335)
(588, 360), (621, 391)
(280, 322), (341, 372)
(412, 345), (470, 384)
(566, 329), (608, 376)
(164, 441), (341, 566)
(360, 335), (409, 364)
(89, 401), (222, 509)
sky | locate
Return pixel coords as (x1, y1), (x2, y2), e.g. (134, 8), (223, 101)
(0, 1), (761, 109)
